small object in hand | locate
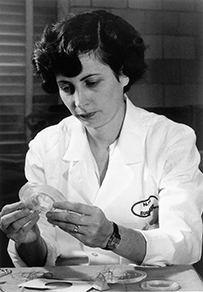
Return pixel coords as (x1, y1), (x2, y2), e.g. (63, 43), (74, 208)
(0, 269), (12, 278)
(19, 182), (65, 213)
(140, 280), (180, 291)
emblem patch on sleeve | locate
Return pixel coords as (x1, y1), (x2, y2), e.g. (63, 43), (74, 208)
(131, 195), (158, 217)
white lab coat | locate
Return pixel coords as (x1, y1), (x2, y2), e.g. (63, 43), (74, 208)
(8, 97), (203, 267)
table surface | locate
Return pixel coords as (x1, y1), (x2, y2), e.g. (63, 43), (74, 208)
(0, 264), (203, 291)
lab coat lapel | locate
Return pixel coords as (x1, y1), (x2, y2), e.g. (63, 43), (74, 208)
(62, 118), (95, 205)
(68, 159), (94, 205)
(93, 146), (134, 209)
(94, 98), (145, 209)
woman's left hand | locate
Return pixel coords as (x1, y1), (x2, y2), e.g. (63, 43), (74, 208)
(46, 201), (113, 248)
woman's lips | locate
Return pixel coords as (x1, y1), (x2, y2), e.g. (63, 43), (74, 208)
(77, 112), (96, 119)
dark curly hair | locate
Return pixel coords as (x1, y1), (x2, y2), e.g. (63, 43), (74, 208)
(32, 10), (147, 94)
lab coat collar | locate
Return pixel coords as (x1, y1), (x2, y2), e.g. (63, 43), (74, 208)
(116, 96), (145, 164)
(62, 117), (88, 162)
(62, 96), (145, 164)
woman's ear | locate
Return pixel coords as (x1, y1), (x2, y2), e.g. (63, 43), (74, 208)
(119, 74), (129, 88)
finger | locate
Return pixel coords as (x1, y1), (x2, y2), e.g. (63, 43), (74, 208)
(52, 220), (106, 248)
(46, 210), (86, 226)
(20, 215), (39, 234)
(10, 210), (40, 232)
(7, 214), (39, 240)
(53, 201), (94, 215)
(3, 210), (40, 233)
(1, 208), (34, 229)
(0, 201), (26, 217)
(48, 219), (85, 235)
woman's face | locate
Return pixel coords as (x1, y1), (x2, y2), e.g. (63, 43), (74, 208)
(56, 53), (129, 130)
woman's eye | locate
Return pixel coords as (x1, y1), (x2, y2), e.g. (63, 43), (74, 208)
(59, 83), (75, 94)
(85, 80), (99, 88)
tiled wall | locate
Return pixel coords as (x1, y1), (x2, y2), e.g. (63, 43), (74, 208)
(61, 0), (203, 109)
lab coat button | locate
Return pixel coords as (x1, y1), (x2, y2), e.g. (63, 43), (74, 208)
(92, 252), (98, 257)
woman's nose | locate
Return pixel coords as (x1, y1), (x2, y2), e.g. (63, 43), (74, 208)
(73, 90), (89, 109)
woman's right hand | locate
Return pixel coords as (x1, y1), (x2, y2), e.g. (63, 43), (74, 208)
(0, 201), (40, 244)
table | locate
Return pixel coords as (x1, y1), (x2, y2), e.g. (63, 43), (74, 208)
(0, 264), (203, 291)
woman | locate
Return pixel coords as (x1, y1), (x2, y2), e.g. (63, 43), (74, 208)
(1, 10), (203, 267)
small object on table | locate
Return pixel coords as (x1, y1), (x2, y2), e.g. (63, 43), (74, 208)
(116, 270), (147, 284)
(92, 272), (110, 291)
(18, 278), (92, 291)
(140, 280), (180, 291)
(104, 269), (147, 284)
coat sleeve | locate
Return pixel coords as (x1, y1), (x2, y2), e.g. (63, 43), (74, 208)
(141, 124), (203, 266)
(8, 217), (59, 267)
(7, 135), (60, 267)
